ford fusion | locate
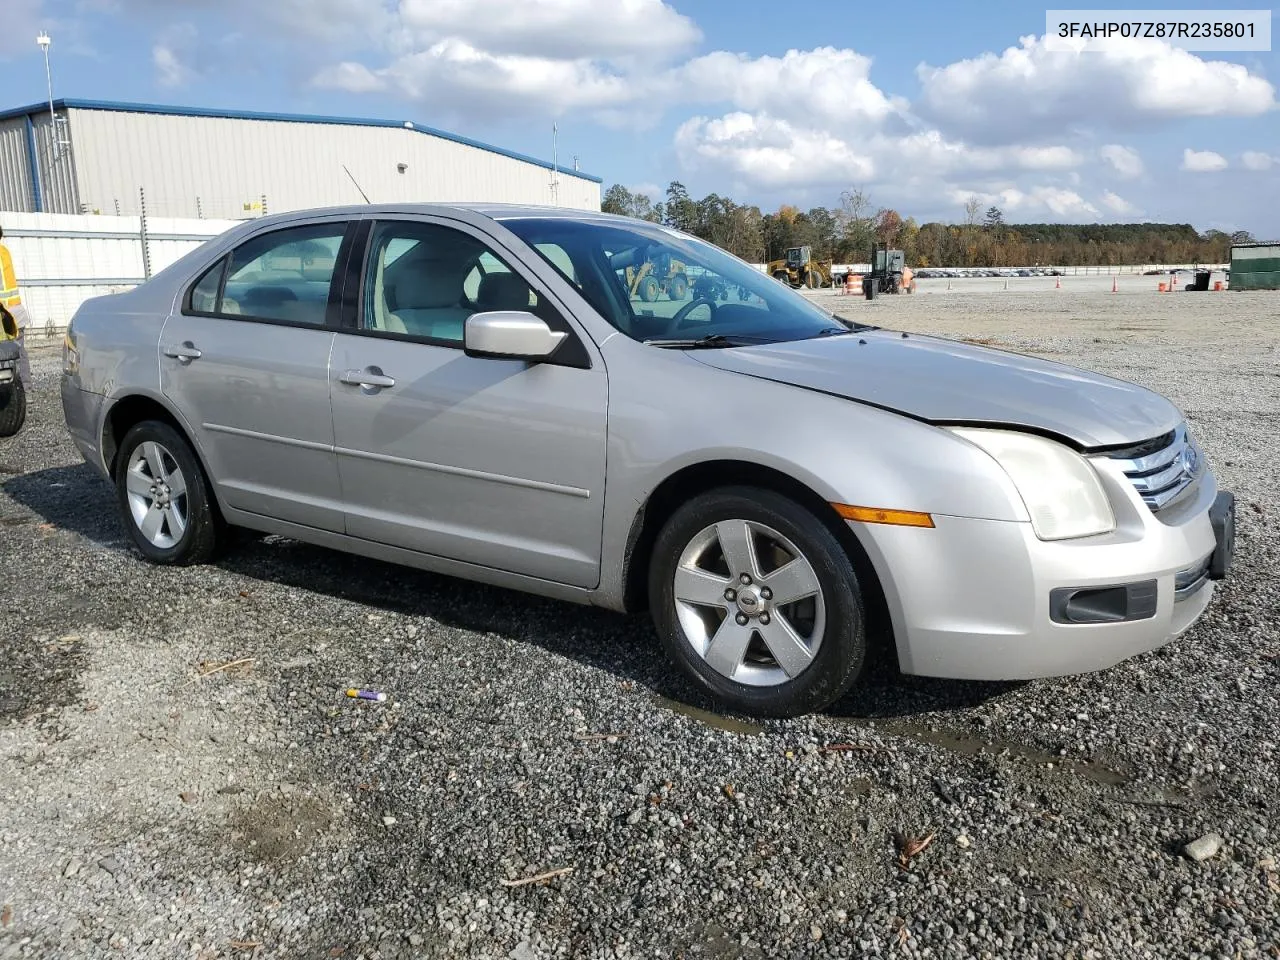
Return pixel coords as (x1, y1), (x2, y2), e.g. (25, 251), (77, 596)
(60, 204), (1235, 717)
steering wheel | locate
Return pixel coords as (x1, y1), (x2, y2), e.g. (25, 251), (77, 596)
(665, 297), (718, 334)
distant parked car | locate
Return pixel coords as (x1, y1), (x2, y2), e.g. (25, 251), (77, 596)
(61, 204), (1236, 717)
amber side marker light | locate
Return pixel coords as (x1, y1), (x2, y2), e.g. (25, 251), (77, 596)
(831, 503), (935, 528)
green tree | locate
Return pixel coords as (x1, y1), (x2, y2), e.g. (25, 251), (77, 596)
(663, 181), (698, 233)
(601, 184), (633, 216)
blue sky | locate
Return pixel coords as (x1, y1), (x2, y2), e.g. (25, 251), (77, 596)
(4, 0), (1277, 234)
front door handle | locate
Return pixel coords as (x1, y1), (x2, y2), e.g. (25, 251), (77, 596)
(340, 368), (396, 390)
(163, 341), (202, 364)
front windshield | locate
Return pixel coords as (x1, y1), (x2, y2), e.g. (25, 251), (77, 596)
(500, 216), (852, 345)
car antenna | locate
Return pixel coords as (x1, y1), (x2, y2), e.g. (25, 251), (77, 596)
(342, 165), (371, 203)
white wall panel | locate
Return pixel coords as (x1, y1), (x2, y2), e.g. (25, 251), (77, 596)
(68, 109), (601, 219)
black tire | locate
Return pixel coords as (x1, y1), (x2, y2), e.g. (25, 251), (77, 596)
(0, 380), (26, 438)
(115, 420), (221, 565)
(648, 486), (867, 718)
(638, 276), (660, 302)
(669, 273), (689, 300)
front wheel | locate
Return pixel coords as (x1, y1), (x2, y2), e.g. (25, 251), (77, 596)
(649, 487), (867, 718)
(115, 420), (222, 565)
(0, 381), (26, 437)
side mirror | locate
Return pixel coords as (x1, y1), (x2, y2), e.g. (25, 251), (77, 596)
(464, 311), (567, 362)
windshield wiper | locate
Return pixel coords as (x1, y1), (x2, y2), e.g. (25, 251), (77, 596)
(819, 315), (878, 335)
(644, 334), (761, 349)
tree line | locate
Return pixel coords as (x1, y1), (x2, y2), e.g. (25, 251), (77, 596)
(601, 182), (1253, 267)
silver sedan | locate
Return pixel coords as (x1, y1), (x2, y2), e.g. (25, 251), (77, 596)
(60, 204), (1235, 717)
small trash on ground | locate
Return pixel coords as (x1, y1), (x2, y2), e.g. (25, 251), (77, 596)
(345, 688), (387, 702)
(819, 742), (885, 755)
(1183, 833), (1224, 862)
(895, 829), (936, 869)
(499, 865), (574, 888)
(197, 658), (256, 679)
(573, 731), (629, 742)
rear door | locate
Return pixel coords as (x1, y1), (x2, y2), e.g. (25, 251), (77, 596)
(160, 218), (354, 532)
(328, 216), (609, 588)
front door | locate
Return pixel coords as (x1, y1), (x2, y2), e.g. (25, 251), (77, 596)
(328, 217), (608, 588)
(160, 219), (352, 532)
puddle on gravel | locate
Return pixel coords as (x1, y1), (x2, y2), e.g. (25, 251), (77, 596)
(650, 694), (766, 736)
(869, 720), (1132, 786)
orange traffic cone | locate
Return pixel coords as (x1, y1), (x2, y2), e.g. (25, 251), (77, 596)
(1111, 276), (1118, 293)
(1055, 275), (1061, 289)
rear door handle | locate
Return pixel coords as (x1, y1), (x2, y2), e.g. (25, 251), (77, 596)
(340, 368), (396, 390)
(163, 341), (202, 363)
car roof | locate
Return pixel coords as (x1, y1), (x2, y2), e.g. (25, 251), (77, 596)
(243, 202), (638, 228)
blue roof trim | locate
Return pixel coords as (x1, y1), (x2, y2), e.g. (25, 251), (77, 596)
(0, 98), (604, 184)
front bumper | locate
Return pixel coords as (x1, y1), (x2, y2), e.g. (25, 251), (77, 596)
(0, 339), (19, 388)
(856, 463), (1230, 681)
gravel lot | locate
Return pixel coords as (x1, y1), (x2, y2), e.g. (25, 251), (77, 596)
(1, 284), (1278, 960)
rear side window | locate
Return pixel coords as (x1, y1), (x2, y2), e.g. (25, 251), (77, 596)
(187, 223), (346, 326)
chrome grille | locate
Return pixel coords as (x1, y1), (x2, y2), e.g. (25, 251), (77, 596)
(1103, 424), (1199, 511)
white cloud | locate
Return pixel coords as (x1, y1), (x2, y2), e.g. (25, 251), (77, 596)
(1100, 190), (1139, 215)
(917, 35), (1276, 142)
(1182, 148), (1228, 172)
(397, 0), (700, 62)
(152, 23), (198, 86)
(1099, 144), (1144, 178)
(373, 40), (639, 117)
(675, 112), (875, 188)
(949, 185), (1100, 220)
(1242, 150), (1275, 171)
(312, 61), (385, 94)
(675, 47), (900, 127)
(153, 44), (188, 86)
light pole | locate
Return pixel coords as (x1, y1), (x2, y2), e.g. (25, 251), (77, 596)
(36, 32), (58, 161)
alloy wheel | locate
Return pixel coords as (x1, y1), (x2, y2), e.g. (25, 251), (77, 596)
(673, 519), (826, 687)
(124, 440), (189, 549)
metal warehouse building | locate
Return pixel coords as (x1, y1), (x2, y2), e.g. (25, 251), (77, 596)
(1230, 241), (1280, 291)
(0, 99), (601, 219)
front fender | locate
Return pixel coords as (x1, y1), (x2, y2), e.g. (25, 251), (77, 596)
(594, 339), (1029, 607)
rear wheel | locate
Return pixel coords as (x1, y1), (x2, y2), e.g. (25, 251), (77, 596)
(115, 420), (221, 565)
(0, 381), (26, 437)
(669, 273), (689, 300)
(649, 487), (867, 718)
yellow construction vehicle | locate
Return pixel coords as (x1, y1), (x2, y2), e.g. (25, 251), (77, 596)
(767, 246), (833, 289)
(625, 257), (690, 302)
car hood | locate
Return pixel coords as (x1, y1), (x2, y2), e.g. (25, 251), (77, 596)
(689, 330), (1181, 448)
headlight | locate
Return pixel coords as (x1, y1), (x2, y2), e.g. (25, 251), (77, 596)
(950, 428), (1115, 540)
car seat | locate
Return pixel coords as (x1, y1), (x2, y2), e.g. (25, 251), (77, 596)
(388, 258), (473, 341)
(475, 273), (534, 313)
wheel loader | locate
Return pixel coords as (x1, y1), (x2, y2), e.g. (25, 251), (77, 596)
(767, 246), (833, 289)
(624, 256), (691, 302)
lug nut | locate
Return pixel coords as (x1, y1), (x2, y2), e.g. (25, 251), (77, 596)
(760, 587), (772, 600)
(739, 573), (752, 585)
(724, 588), (736, 602)
(760, 613), (771, 625)
(735, 613), (749, 626)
